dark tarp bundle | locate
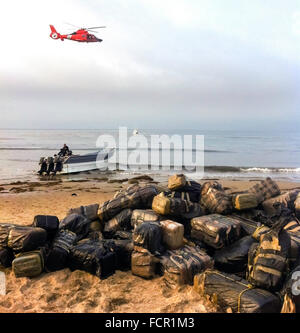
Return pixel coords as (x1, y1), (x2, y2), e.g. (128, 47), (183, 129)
(160, 245), (213, 288)
(166, 180), (201, 203)
(280, 263), (300, 313)
(103, 208), (132, 236)
(181, 201), (203, 220)
(33, 215), (59, 238)
(45, 230), (77, 272)
(214, 236), (257, 274)
(68, 239), (116, 278)
(262, 190), (299, 217)
(191, 214), (242, 249)
(0, 247), (14, 267)
(200, 182), (233, 215)
(112, 239), (133, 270)
(99, 185), (159, 221)
(247, 218), (291, 291)
(133, 222), (164, 255)
(131, 209), (160, 229)
(194, 269), (281, 313)
(59, 213), (90, 240)
(7, 226), (47, 253)
(248, 177), (280, 205)
(67, 204), (99, 221)
(231, 214), (262, 235)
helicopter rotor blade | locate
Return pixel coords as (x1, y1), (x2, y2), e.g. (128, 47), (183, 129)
(87, 29), (101, 33)
(64, 22), (82, 29)
(87, 26), (106, 29)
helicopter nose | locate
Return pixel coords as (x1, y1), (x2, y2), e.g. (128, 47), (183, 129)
(97, 38), (103, 42)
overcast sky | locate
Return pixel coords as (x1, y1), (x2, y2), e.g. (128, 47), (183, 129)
(0, 0), (299, 130)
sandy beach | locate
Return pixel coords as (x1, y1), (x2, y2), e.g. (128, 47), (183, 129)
(0, 176), (299, 313)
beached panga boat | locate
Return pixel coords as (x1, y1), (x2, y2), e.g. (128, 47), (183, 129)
(38, 148), (115, 175)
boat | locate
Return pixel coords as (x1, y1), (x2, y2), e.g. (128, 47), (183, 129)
(38, 148), (115, 175)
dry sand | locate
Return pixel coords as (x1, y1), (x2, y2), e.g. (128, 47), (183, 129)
(0, 177), (298, 313)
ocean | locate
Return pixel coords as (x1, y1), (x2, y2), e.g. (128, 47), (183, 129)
(0, 129), (299, 183)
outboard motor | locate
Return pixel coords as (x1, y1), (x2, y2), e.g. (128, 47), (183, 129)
(54, 156), (63, 174)
(38, 157), (47, 175)
(46, 156), (55, 175)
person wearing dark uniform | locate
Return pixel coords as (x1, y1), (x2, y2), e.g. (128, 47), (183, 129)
(58, 144), (70, 157)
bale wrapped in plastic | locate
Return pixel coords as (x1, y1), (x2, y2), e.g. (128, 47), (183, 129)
(159, 220), (184, 250)
(0, 247), (14, 267)
(251, 216), (300, 271)
(103, 208), (132, 236)
(59, 213), (90, 241)
(262, 190), (299, 217)
(12, 249), (45, 278)
(0, 223), (18, 248)
(152, 193), (203, 219)
(194, 269), (281, 313)
(7, 226), (47, 253)
(214, 236), (257, 274)
(112, 239), (133, 270)
(33, 215), (59, 238)
(168, 174), (187, 190)
(200, 182), (233, 215)
(280, 263), (300, 313)
(99, 185), (159, 221)
(168, 176), (201, 203)
(133, 222), (164, 255)
(191, 214), (242, 249)
(233, 193), (258, 211)
(247, 218), (291, 291)
(67, 204), (99, 221)
(131, 248), (158, 279)
(131, 209), (160, 229)
(160, 245), (213, 288)
(248, 177), (280, 204)
(45, 230), (77, 272)
(68, 239), (116, 279)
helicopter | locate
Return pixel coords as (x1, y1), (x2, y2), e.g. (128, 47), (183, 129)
(49, 23), (105, 43)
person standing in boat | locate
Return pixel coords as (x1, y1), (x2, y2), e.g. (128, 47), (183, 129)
(58, 144), (71, 157)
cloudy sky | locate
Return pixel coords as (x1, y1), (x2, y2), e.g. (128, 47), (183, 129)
(0, 0), (299, 130)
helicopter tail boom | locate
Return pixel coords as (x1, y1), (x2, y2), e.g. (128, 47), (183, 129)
(49, 25), (62, 40)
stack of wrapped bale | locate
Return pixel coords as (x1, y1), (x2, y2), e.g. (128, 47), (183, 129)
(3, 175), (300, 313)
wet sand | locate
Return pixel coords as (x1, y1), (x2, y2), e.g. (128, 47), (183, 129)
(0, 177), (298, 313)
